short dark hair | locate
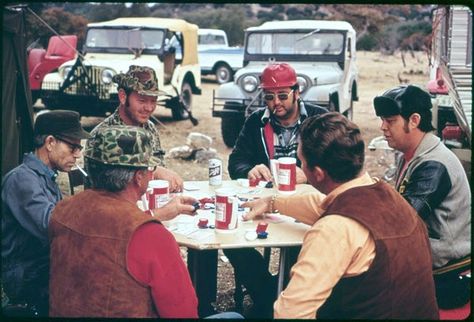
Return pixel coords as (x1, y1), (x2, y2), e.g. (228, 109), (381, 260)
(411, 109), (434, 132)
(300, 112), (365, 182)
(33, 134), (49, 148)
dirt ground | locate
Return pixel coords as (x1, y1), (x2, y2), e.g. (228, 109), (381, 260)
(49, 50), (430, 314)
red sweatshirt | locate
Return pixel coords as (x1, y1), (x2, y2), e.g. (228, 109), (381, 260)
(127, 222), (199, 318)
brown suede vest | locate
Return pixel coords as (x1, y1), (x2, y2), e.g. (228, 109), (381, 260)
(49, 190), (160, 317)
(317, 181), (439, 319)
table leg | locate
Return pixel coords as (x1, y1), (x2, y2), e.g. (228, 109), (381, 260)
(187, 249), (218, 317)
(277, 247), (287, 294)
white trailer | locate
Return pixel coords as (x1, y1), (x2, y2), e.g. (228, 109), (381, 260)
(427, 5), (471, 173)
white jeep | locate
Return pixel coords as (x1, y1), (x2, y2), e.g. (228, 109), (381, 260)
(41, 17), (201, 120)
(212, 20), (359, 147)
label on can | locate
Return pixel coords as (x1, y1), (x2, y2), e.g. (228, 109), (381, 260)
(209, 158), (222, 186)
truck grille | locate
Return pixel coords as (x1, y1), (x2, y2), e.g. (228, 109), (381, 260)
(62, 66), (114, 99)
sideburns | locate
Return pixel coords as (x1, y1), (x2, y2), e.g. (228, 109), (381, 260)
(403, 119), (410, 133)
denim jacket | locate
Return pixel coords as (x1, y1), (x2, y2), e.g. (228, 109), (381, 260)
(394, 133), (471, 268)
(1, 152), (61, 307)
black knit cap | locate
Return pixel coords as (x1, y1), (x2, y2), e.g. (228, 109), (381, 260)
(34, 110), (91, 140)
(373, 85), (433, 118)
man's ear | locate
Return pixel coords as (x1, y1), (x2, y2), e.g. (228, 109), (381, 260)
(408, 113), (421, 129)
(45, 135), (56, 151)
(118, 89), (127, 105)
(313, 166), (325, 183)
(133, 169), (147, 187)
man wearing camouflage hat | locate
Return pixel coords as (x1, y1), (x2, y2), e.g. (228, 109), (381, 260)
(85, 65), (183, 192)
(2, 110), (90, 316)
(49, 125), (200, 318)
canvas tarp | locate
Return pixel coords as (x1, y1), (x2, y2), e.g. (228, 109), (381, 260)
(2, 6), (34, 177)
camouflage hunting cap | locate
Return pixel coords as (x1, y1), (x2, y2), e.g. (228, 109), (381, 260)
(85, 125), (159, 168)
(112, 65), (165, 96)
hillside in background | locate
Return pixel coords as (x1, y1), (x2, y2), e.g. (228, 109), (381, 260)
(22, 3), (434, 53)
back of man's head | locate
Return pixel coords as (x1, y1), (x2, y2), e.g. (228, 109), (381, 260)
(300, 112), (365, 182)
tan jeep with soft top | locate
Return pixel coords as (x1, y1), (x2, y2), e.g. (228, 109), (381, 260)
(41, 17), (201, 120)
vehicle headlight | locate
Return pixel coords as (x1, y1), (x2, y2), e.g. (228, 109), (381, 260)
(242, 75), (259, 93)
(297, 76), (308, 94)
(62, 67), (72, 80)
(101, 69), (114, 84)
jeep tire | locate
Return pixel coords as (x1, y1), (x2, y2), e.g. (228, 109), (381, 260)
(171, 81), (192, 120)
(215, 63), (233, 84)
(221, 102), (245, 148)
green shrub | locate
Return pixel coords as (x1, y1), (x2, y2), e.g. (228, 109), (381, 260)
(357, 34), (378, 51)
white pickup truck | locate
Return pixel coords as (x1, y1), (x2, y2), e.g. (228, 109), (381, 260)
(212, 20), (359, 147)
(198, 29), (244, 84)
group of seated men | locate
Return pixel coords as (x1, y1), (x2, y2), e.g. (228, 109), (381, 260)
(2, 63), (470, 319)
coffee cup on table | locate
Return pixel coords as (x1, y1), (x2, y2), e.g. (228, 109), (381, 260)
(276, 157), (296, 194)
(214, 188), (239, 232)
(147, 180), (170, 210)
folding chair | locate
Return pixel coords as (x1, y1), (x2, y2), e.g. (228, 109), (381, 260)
(68, 168), (86, 195)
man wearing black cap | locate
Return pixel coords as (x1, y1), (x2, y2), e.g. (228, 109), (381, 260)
(1, 110), (90, 316)
(85, 65), (183, 192)
(373, 84), (471, 308)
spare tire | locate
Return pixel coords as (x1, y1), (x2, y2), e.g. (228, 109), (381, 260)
(171, 81), (192, 120)
(221, 102), (245, 148)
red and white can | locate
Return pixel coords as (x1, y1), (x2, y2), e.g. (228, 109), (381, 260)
(214, 188), (238, 232)
(147, 180), (170, 209)
(277, 157), (296, 194)
(209, 158), (222, 186)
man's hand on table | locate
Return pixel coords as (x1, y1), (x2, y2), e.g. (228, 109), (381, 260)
(151, 195), (198, 221)
(153, 166), (184, 192)
(248, 164), (307, 184)
(241, 196), (272, 221)
(248, 164), (273, 182)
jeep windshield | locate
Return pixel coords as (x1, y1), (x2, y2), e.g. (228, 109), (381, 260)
(84, 27), (165, 54)
(245, 31), (345, 59)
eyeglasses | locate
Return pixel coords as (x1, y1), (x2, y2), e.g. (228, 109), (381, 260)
(263, 90), (294, 101)
(54, 136), (83, 154)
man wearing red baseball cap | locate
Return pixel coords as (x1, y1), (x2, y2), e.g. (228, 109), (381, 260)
(226, 63), (327, 317)
(228, 62), (327, 182)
